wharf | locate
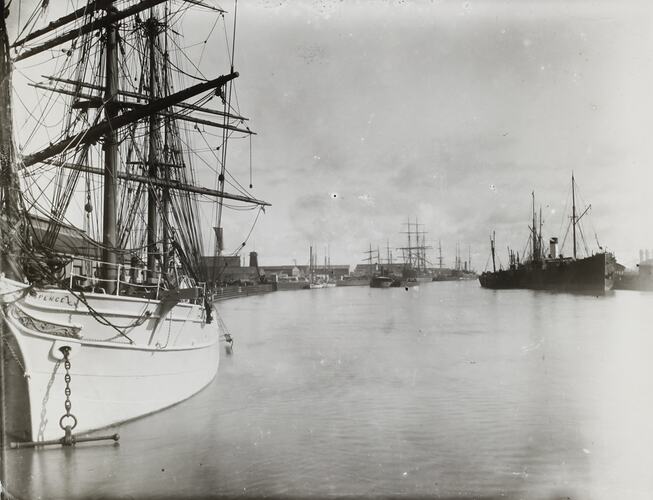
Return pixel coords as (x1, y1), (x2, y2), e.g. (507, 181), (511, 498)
(211, 283), (276, 302)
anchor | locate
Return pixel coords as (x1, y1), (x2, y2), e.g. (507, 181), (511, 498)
(9, 346), (120, 449)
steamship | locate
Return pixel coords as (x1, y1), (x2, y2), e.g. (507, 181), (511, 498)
(479, 177), (617, 293)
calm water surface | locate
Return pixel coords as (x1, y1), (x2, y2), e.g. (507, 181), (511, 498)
(4, 282), (653, 499)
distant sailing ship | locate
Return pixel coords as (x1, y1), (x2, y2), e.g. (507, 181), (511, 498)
(0, 1), (269, 443)
(364, 244), (389, 288)
(398, 218), (432, 283)
(479, 175), (617, 293)
(307, 245), (325, 288)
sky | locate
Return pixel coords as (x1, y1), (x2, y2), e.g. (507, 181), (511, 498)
(8, 0), (653, 269)
(201, 0), (653, 269)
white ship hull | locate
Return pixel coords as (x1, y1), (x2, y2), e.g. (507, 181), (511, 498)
(1, 276), (219, 442)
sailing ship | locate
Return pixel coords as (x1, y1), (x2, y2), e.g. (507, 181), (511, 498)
(323, 247), (336, 287)
(479, 176), (616, 293)
(398, 218), (432, 283)
(363, 244), (392, 288)
(0, 0), (268, 443)
(307, 245), (324, 288)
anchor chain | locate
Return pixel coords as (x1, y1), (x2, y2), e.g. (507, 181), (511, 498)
(58, 346), (78, 445)
(10, 345), (120, 448)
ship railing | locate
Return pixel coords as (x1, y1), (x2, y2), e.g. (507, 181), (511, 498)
(65, 257), (202, 303)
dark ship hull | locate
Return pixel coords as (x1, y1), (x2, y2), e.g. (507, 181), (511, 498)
(479, 252), (616, 293)
(370, 276), (393, 288)
(337, 277), (369, 287)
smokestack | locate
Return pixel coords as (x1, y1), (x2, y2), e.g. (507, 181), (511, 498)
(249, 251), (259, 268)
(549, 237), (559, 259)
(640, 249), (645, 263)
(213, 227), (224, 255)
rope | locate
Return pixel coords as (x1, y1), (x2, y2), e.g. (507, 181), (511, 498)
(249, 132), (252, 188)
(227, 206), (263, 256)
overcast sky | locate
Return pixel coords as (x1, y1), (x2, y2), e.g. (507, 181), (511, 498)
(196, 0), (651, 269)
(10, 1), (653, 269)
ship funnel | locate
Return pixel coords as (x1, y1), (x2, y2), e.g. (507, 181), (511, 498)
(549, 237), (559, 258)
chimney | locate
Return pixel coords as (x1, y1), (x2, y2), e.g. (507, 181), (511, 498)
(249, 251), (259, 268)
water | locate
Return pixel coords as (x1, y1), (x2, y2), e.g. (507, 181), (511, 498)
(4, 282), (653, 499)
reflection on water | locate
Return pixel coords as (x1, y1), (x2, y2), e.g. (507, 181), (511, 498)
(3, 282), (653, 499)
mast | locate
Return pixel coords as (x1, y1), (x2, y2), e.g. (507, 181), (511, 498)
(538, 206), (543, 261)
(146, 15), (159, 283)
(415, 218), (420, 271)
(327, 246), (331, 279)
(0, 0), (21, 280)
(215, 0), (238, 278)
(490, 232), (496, 273)
(438, 240), (442, 269)
(531, 191), (538, 262)
(407, 217), (412, 267)
(162, 4), (170, 274)
(415, 221), (428, 272)
(101, 1), (120, 292)
(468, 244), (471, 272)
(365, 243), (374, 273)
(572, 173), (577, 259)
(1, 0), (14, 484)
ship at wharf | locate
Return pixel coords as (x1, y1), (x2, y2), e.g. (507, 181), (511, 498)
(479, 176), (617, 294)
(0, 0), (269, 446)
